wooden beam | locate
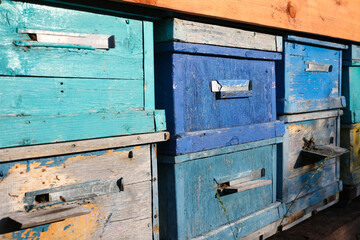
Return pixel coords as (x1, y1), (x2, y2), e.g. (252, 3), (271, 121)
(114, 0), (360, 42)
(0, 132), (170, 162)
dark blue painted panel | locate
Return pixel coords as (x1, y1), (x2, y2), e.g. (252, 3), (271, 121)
(155, 42), (282, 60)
(155, 43), (283, 154)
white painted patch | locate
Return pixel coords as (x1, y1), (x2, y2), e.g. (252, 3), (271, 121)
(7, 50), (22, 73)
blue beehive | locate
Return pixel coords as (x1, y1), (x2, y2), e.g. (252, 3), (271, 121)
(276, 36), (347, 114)
(0, 0), (166, 149)
(155, 18), (284, 155)
(159, 138), (285, 239)
(277, 110), (347, 229)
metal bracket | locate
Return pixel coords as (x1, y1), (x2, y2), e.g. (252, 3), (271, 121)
(15, 29), (115, 50)
(305, 62), (332, 72)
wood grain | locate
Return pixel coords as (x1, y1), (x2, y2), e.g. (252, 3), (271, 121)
(114, 0), (360, 42)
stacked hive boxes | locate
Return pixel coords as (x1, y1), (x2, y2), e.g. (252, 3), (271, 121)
(155, 19), (285, 239)
(0, 0), (167, 239)
(276, 36), (348, 229)
(340, 45), (360, 202)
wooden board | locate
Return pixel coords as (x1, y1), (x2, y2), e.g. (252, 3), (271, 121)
(0, 109), (166, 149)
(0, 132), (169, 162)
(8, 204), (91, 229)
(114, 0), (360, 42)
(155, 18), (282, 52)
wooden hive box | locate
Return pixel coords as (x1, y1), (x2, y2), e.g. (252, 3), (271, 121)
(155, 18), (284, 155)
(342, 45), (360, 124)
(340, 123), (360, 202)
(0, 132), (169, 239)
(158, 138), (285, 240)
(276, 36), (347, 114)
(0, 0), (166, 149)
(277, 110), (348, 230)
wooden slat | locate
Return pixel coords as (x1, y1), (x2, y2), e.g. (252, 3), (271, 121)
(8, 204), (91, 229)
(114, 0), (360, 42)
(0, 132), (169, 162)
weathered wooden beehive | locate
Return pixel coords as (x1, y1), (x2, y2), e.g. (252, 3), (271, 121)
(276, 36), (348, 230)
(155, 18), (286, 239)
(0, 0), (167, 239)
(340, 45), (360, 202)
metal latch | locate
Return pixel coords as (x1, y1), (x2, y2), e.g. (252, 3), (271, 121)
(14, 29), (115, 50)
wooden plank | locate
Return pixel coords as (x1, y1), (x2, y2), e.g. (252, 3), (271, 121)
(286, 35), (347, 49)
(156, 42), (282, 60)
(155, 18), (282, 52)
(0, 132), (169, 162)
(279, 110), (342, 123)
(159, 137), (283, 164)
(114, 0), (360, 42)
(8, 204), (91, 229)
(0, 110), (166, 149)
(0, 145), (151, 217)
(0, 77), (144, 116)
(151, 144), (160, 240)
(143, 21), (155, 110)
(160, 121), (284, 156)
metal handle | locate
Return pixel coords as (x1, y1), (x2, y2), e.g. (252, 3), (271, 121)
(216, 168), (270, 196)
(211, 80), (252, 99)
(14, 29), (115, 50)
(305, 62), (332, 72)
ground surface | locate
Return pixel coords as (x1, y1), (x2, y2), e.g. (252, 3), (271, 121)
(269, 197), (360, 240)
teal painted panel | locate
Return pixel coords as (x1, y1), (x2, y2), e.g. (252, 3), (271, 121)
(0, 110), (166, 148)
(342, 66), (360, 123)
(143, 21), (155, 110)
(0, 0), (144, 79)
(158, 139), (279, 239)
(0, 77), (144, 116)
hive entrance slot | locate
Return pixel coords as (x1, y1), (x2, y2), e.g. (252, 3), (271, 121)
(35, 193), (49, 204)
